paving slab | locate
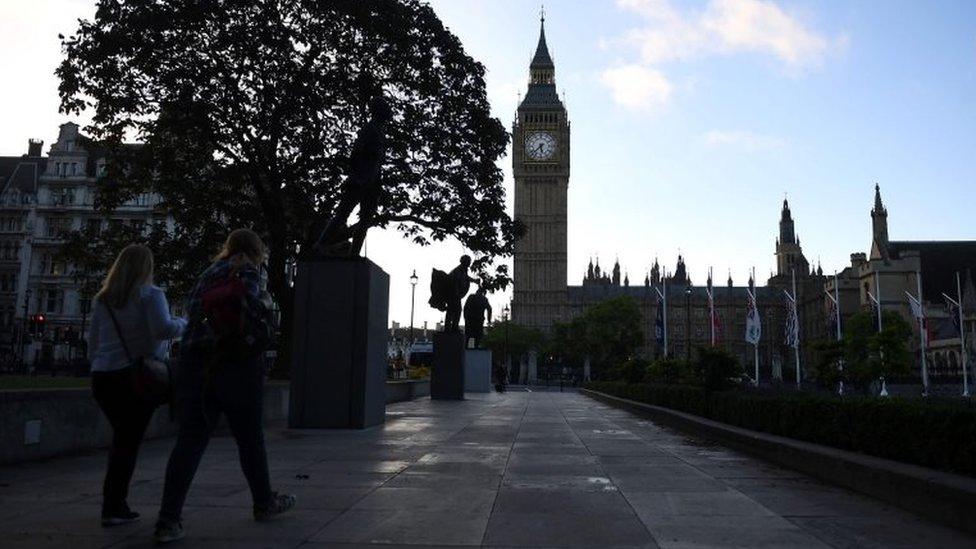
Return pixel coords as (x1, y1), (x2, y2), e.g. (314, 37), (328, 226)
(1, 391), (974, 547)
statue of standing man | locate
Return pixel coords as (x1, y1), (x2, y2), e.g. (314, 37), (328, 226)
(463, 287), (492, 348)
(313, 95), (392, 257)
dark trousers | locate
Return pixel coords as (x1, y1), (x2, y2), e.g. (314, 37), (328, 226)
(92, 368), (156, 515)
(158, 355), (273, 522)
(445, 301), (462, 332)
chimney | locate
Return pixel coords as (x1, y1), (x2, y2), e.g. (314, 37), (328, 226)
(27, 139), (43, 157)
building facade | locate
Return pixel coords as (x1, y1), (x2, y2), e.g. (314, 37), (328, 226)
(827, 185), (976, 380)
(0, 123), (165, 368)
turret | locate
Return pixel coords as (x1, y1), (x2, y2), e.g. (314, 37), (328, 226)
(779, 199), (796, 245)
(872, 184), (890, 260)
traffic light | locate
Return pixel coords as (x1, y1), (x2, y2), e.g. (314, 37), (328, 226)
(36, 314), (46, 336)
(28, 315), (37, 336)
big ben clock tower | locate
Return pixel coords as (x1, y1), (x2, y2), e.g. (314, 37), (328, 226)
(512, 14), (569, 332)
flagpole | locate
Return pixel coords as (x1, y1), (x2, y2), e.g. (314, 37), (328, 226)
(958, 272), (969, 397)
(663, 273), (668, 359)
(709, 267), (715, 347)
(917, 270), (928, 396)
(752, 267), (759, 386)
(875, 270), (888, 397)
(834, 272), (844, 395)
(792, 268), (800, 389)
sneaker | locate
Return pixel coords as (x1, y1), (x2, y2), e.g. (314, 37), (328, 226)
(154, 520), (185, 544)
(253, 492), (297, 522)
(101, 505), (140, 527)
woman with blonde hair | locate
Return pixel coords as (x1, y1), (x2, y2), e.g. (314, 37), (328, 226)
(155, 229), (294, 543)
(88, 244), (186, 527)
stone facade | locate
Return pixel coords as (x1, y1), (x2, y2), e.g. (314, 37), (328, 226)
(0, 123), (167, 367)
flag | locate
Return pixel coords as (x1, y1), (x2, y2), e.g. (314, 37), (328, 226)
(713, 310), (724, 344)
(908, 296), (923, 321)
(654, 293), (665, 347)
(908, 295), (926, 346)
(868, 293), (882, 332)
(945, 296), (961, 336)
(784, 294), (799, 349)
(826, 298), (838, 336)
(745, 290), (761, 345)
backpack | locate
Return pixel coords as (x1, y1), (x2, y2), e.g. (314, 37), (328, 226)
(199, 269), (269, 361)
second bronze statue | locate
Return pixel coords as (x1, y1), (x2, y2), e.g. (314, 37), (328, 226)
(313, 96), (392, 257)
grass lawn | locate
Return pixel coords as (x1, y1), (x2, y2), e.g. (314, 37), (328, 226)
(0, 375), (91, 390)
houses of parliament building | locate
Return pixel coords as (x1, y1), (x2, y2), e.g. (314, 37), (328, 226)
(511, 16), (976, 380)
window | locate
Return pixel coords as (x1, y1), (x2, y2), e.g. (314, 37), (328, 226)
(0, 272), (17, 292)
(0, 241), (20, 260)
(39, 254), (66, 276)
(37, 288), (63, 314)
(85, 218), (102, 235)
(78, 296), (91, 315)
(44, 217), (72, 238)
(49, 289), (62, 313)
(51, 189), (75, 206)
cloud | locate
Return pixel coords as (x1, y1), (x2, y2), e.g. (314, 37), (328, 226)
(703, 129), (786, 151)
(602, 0), (840, 111)
(600, 64), (673, 112)
(616, 0), (832, 68)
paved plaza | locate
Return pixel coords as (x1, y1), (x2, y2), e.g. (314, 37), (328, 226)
(1, 390), (973, 548)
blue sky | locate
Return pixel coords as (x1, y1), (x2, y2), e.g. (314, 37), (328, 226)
(2, 1), (975, 328)
(421, 0), (976, 298)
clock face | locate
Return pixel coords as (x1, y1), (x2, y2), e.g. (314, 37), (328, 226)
(525, 131), (557, 161)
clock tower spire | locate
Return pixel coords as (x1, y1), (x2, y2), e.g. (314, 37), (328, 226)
(512, 11), (570, 333)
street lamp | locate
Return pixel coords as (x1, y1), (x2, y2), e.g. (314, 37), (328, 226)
(685, 286), (692, 360)
(409, 270), (418, 344)
(20, 288), (31, 373)
(503, 304), (511, 384)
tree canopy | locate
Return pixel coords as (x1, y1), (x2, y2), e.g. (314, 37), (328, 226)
(482, 320), (544, 362)
(810, 310), (914, 391)
(551, 296), (644, 378)
(57, 0), (520, 346)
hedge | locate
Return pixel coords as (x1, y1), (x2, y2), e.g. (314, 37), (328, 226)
(585, 381), (976, 477)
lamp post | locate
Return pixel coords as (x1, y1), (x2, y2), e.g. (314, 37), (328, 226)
(409, 270), (418, 345)
(685, 286), (692, 360)
(20, 288), (32, 373)
(503, 304), (510, 384)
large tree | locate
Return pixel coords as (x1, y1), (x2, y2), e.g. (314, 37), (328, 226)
(57, 0), (520, 365)
(551, 296), (644, 379)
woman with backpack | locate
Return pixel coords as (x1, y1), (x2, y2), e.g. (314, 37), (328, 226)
(155, 229), (295, 544)
(88, 244), (186, 527)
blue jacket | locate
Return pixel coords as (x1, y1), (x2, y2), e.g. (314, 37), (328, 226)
(88, 285), (187, 372)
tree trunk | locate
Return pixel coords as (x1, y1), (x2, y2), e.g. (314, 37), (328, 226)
(266, 243), (294, 379)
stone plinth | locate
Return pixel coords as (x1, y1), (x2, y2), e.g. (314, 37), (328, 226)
(431, 332), (464, 400)
(289, 258), (389, 429)
(464, 349), (492, 393)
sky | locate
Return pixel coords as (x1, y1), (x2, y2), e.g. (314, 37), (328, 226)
(2, 1), (975, 330)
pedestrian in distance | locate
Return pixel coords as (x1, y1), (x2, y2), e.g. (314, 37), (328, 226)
(154, 229), (295, 543)
(88, 244), (187, 527)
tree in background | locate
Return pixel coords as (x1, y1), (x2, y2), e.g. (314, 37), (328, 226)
(842, 311), (913, 391)
(810, 338), (845, 389)
(692, 346), (742, 390)
(551, 296), (644, 379)
(57, 0), (520, 368)
(482, 320), (544, 379)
